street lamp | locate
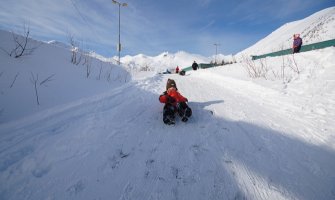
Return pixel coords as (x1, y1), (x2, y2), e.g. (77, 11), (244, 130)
(213, 43), (220, 65)
(112, 0), (127, 65)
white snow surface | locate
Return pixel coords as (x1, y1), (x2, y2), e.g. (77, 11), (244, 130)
(1, 9), (335, 200)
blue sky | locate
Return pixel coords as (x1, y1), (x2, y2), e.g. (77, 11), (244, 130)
(0, 0), (334, 57)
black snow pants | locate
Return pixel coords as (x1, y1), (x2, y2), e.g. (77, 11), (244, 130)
(163, 102), (192, 124)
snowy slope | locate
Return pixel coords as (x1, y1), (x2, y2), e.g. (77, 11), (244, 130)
(237, 6), (335, 57)
(1, 7), (335, 200)
(0, 29), (129, 123)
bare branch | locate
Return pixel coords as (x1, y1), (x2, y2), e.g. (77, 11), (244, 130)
(9, 72), (20, 88)
(97, 62), (103, 80)
(14, 26), (30, 58)
(30, 72), (40, 105)
(83, 55), (92, 78)
(40, 74), (55, 86)
(6, 25), (38, 58)
(286, 56), (300, 74)
(291, 54), (300, 74)
(241, 54), (269, 79)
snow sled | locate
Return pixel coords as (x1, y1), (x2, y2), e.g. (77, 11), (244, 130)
(179, 70), (186, 76)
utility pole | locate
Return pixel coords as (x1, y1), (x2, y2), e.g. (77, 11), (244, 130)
(213, 43), (221, 65)
(112, 0), (127, 65)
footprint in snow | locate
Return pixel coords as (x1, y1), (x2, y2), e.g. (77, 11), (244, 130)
(66, 180), (85, 195)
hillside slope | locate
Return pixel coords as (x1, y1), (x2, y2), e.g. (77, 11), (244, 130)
(0, 29), (129, 123)
(237, 6), (335, 57)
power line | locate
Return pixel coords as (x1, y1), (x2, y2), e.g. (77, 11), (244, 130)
(68, 0), (101, 46)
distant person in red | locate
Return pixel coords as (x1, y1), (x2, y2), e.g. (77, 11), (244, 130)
(175, 66), (180, 73)
(293, 34), (303, 53)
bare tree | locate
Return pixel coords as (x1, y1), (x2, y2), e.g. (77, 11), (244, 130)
(241, 55), (269, 79)
(106, 71), (111, 82)
(289, 54), (300, 74)
(140, 65), (152, 72)
(83, 55), (92, 78)
(241, 55), (258, 78)
(68, 32), (80, 64)
(40, 74), (55, 86)
(97, 62), (103, 80)
(75, 39), (86, 65)
(30, 72), (40, 105)
(71, 47), (78, 64)
(68, 33), (87, 66)
(8, 25), (38, 58)
(105, 63), (114, 82)
(258, 58), (269, 80)
(9, 72), (20, 88)
(30, 72), (55, 105)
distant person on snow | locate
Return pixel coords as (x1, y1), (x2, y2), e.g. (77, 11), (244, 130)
(159, 79), (192, 125)
(292, 34), (303, 54)
(162, 69), (171, 74)
(175, 66), (180, 74)
(192, 61), (199, 70)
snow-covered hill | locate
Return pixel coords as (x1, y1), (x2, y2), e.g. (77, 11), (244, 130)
(1, 7), (335, 200)
(120, 7), (335, 68)
(0, 29), (129, 123)
(121, 51), (210, 73)
(237, 6), (335, 57)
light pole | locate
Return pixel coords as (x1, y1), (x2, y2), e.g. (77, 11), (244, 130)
(213, 43), (220, 65)
(112, 0), (127, 65)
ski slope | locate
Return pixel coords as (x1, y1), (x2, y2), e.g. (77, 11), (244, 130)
(1, 68), (334, 200)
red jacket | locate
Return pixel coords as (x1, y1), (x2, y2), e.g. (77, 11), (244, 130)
(159, 87), (187, 106)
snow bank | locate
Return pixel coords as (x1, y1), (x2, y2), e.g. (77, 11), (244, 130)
(0, 29), (129, 123)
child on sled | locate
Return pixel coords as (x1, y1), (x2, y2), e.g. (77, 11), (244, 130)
(159, 79), (192, 125)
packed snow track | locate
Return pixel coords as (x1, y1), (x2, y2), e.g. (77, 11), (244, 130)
(0, 72), (334, 200)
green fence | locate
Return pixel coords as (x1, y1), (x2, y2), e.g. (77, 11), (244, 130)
(182, 66), (193, 72)
(251, 39), (335, 60)
(181, 63), (218, 72)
